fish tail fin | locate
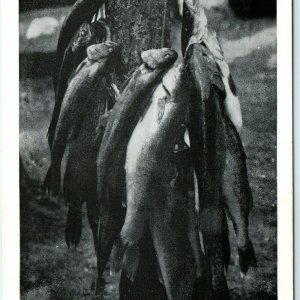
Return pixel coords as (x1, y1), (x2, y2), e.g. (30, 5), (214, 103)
(123, 244), (139, 282)
(110, 238), (139, 281)
(193, 276), (210, 300)
(65, 205), (82, 248)
(43, 165), (61, 196)
(157, 261), (164, 286)
(238, 240), (257, 277)
(110, 238), (127, 276)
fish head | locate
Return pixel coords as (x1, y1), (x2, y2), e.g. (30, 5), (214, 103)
(87, 41), (119, 61)
(141, 48), (178, 70)
(72, 23), (92, 51)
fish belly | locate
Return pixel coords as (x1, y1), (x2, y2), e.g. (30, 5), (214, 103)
(123, 83), (171, 244)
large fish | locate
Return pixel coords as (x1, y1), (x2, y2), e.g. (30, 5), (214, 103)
(221, 117), (257, 276)
(44, 40), (118, 196)
(185, 1), (230, 299)
(185, 41), (229, 299)
(53, 0), (104, 91)
(48, 20), (107, 148)
(63, 87), (112, 249)
(95, 48), (178, 294)
(109, 64), (203, 299)
(97, 48), (178, 205)
(184, 0), (256, 279)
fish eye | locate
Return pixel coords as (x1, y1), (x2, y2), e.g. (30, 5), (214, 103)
(165, 54), (171, 59)
(108, 47), (113, 52)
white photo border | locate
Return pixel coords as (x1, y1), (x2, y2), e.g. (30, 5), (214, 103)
(0, 0), (293, 299)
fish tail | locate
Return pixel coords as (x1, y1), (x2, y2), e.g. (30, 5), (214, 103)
(110, 237), (139, 281)
(65, 205), (82, 248)
(222, 119), (257, 276)
(205, 235), (230, 299)
(157, 261), (164, 285)
(110, 238), (128, 276)
(123, 244), (139, 282)
(43, 165), (61, 196)
(238, 239), (257, 277)
(96, 208), (124, 282)
(193, 276), (210, 300)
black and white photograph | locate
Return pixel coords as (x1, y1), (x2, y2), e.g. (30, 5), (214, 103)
(11, 0), (291, 298)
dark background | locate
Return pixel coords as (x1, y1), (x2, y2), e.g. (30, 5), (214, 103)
(20, 0), (276, 17)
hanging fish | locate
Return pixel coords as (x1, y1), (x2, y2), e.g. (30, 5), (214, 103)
(183, 0), (256, 290)
(96, 47), (178, 210)
(44, 40), (119, 197)
(95, 48), (178, 294)
(63, 88), (112, 249)
(185, 41), (230, 299)
(53, 0), (105, 91)
(48, 20), (108, 148)
(109, 64), (204, 299)
(221, 117), (257, 276)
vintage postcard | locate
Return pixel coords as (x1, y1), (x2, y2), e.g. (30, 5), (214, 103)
(0, 0), (293, 299)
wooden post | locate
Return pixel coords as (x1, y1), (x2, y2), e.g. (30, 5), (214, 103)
(105, 0), (172, 84)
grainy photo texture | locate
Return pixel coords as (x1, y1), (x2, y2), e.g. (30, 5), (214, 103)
(19, 0), (277, 299)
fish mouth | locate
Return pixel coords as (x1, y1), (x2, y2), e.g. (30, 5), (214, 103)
(104, 41), (119, 53)
(141, 48), (178, 70)
(158, 48), (178, 66)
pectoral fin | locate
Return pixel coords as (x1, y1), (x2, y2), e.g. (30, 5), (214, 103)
(157, 261), (164, 286)
(110, 238), (129, 276)
(238, 240), (257, 277)
(184, 129), (190, 147)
